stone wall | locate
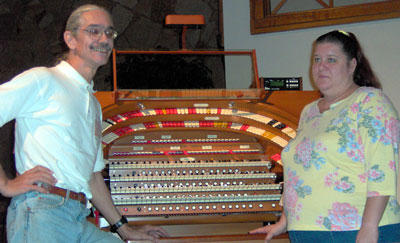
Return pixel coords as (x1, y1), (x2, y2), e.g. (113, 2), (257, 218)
(0, 0), (222, 241)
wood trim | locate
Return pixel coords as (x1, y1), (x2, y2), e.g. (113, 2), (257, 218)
(271, 0), (287, 15)
(316, 0), (330, 8)
(250, 0), (400, 34)
(153, 233), (289, 242)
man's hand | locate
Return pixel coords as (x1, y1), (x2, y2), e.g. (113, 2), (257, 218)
(117, 224), (169, 243)
(89, 172), (169, 242)
(0, 165), (57, 197)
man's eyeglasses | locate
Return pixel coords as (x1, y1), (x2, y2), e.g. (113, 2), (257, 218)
(74, 26), (118, 40)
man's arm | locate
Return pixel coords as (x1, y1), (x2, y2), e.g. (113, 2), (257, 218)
(89, 171), (168, 242)
(0, 165), (57, 197)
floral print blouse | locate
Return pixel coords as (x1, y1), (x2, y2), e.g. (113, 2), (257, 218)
(282, 87), (400, 231)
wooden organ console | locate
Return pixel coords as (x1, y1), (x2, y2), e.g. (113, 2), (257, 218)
(94, 47), (320, 242)
(95, 90), (319, 243)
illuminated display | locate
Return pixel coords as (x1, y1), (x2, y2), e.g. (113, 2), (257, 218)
(263, 77), (301, 91)
(270, 80), (284, 87)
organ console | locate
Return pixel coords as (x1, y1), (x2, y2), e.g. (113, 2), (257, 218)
(94, 48), (320, 242)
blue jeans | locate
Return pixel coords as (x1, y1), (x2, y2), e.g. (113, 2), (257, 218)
(7, 190), (123, 243)
(289, 223), (400, 243)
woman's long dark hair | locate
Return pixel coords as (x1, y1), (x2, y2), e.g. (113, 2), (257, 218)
(316, 30), (381, 89)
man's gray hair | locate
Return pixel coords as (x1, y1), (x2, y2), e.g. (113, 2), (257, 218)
(65, 4), (112, 34)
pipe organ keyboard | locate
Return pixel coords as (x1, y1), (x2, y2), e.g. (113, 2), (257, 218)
(108, 131), (282, 219)
(96, 92), (320, 241)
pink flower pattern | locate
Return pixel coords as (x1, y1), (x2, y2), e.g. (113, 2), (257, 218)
(367, 191), (380, 197)
(284, 168), (311, 221)
(381, 117), (400, 145)
(389, 160), (396, 171)
(316, 202), (361, 231)
(324, 171), (355, 193)
(294, 138), (326, 170)
(358, 172), (367, 183)
(368, 165), (385, 182)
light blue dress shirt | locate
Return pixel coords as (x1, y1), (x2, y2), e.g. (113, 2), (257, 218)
(0, 61), (105, 198)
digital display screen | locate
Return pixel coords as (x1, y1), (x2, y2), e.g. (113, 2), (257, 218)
(269, 80), (284, 87)
(263, 77), (301, 91)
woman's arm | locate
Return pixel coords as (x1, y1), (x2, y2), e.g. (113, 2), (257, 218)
(356, 195), (389, 243)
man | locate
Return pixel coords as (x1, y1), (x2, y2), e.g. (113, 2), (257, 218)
(0, 4), (168, 242)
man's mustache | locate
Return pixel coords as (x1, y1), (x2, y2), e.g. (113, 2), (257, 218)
(89, 43), (112, 52)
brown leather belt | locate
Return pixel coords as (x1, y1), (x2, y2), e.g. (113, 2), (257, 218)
(37, 183), (87, 205)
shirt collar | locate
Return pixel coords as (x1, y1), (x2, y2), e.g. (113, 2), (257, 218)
(56, 61), (95, 92)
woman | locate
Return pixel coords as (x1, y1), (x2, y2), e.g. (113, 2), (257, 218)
(250, 30), (400, 242)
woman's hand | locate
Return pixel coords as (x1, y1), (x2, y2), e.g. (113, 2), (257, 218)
(356, 224), (378, 243)
(249, 213), (287, 243)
